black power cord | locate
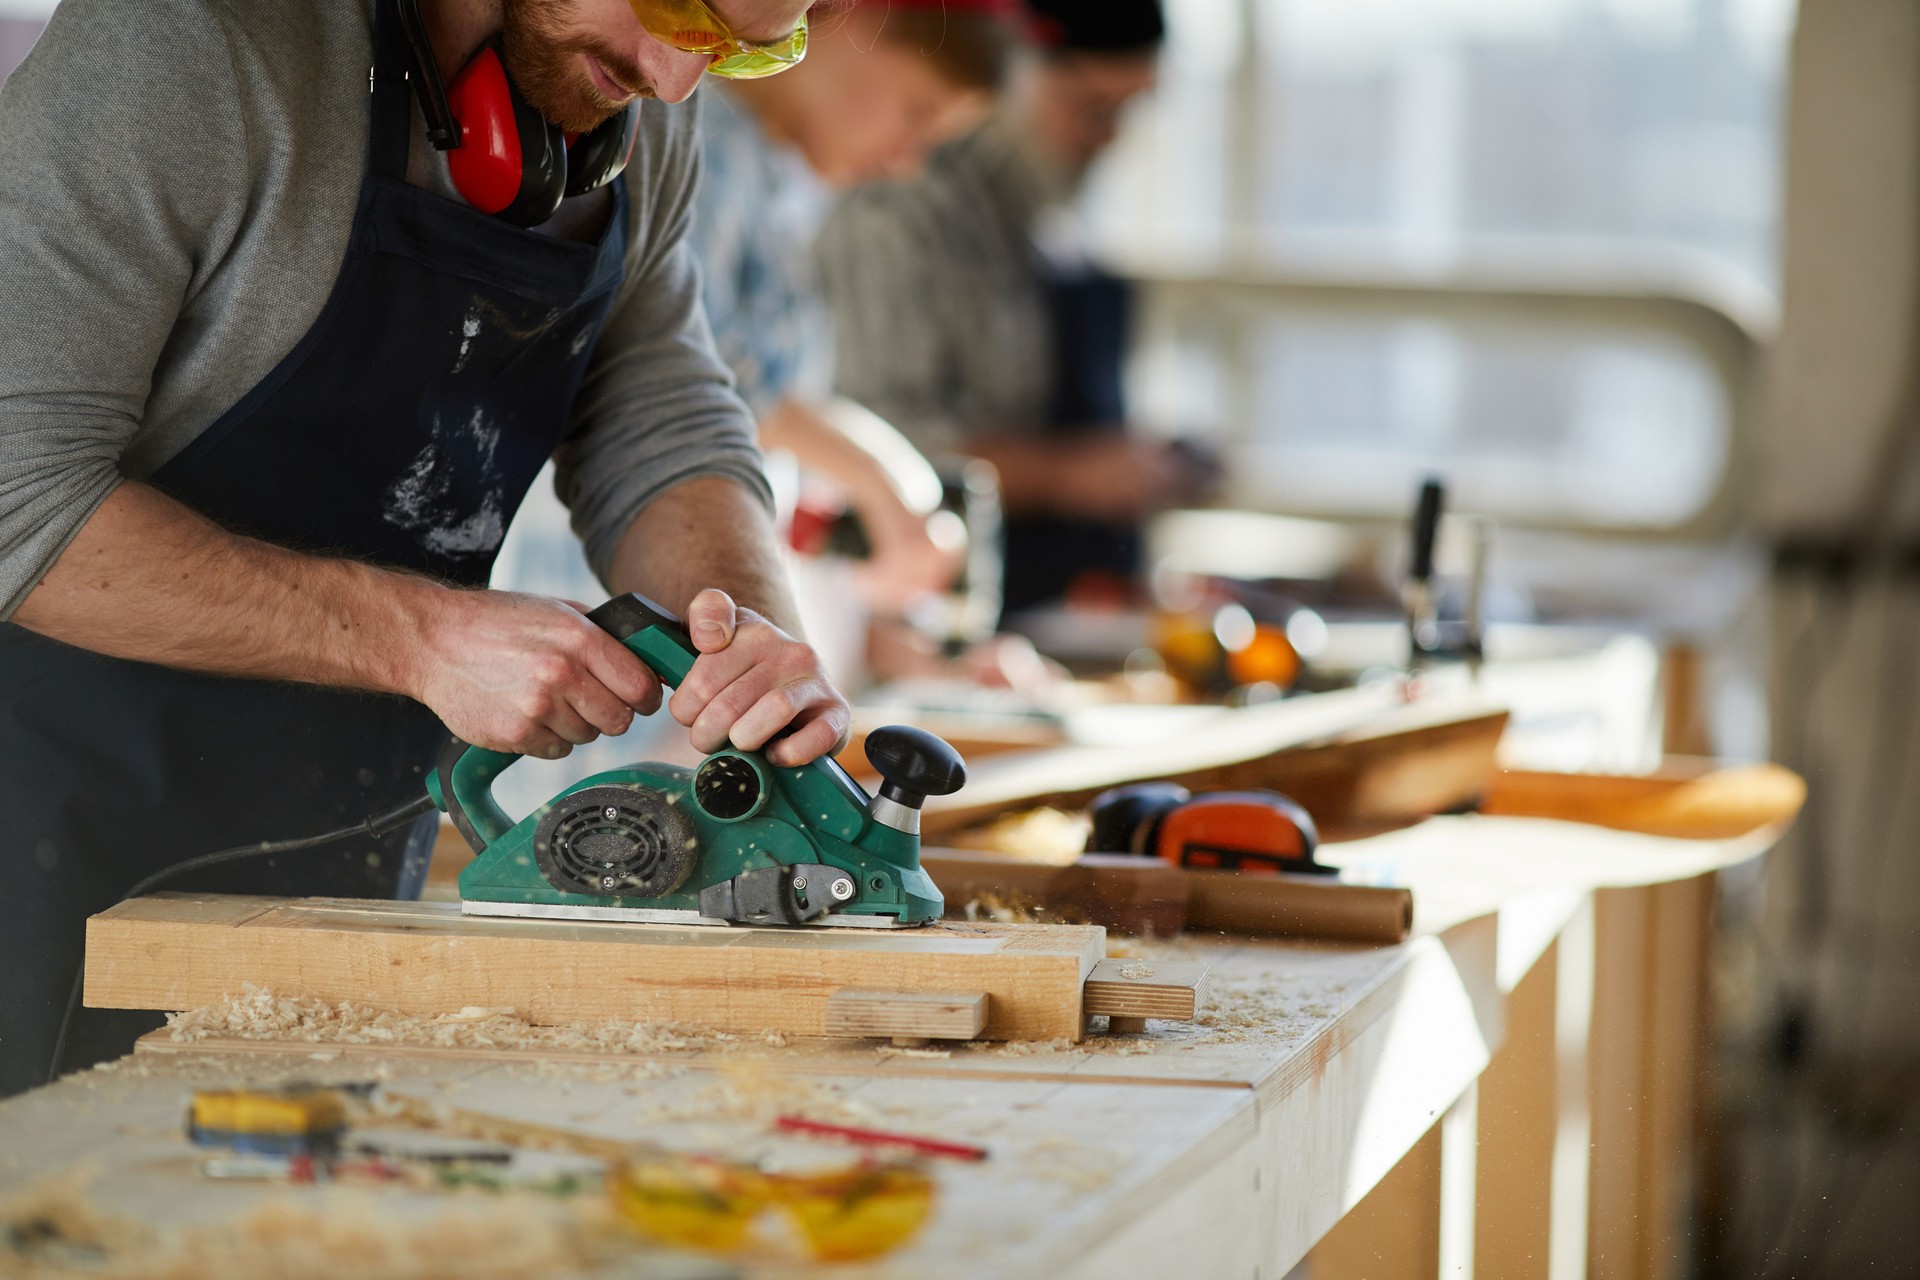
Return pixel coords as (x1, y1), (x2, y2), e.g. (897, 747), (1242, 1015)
(44, 793), (438, 1086)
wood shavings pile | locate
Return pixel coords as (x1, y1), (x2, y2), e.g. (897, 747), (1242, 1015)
(974, 1038), (1076, 1057)
(0, 1175), (636, 1280)
(948, 807), (1087, 864)
(1190, 970), (1337, 1044)
(165, 986), (751, 1057)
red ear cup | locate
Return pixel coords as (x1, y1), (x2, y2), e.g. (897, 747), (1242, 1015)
(564, 105), (638, 199)
(444, 44), (567, 227)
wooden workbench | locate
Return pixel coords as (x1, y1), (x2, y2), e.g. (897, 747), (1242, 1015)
(0, 811), (1781, 1280)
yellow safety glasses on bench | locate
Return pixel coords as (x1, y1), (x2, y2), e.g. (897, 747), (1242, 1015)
(612, 1155), (934, 1262)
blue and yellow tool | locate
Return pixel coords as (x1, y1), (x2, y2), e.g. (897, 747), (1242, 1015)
(187, 1085), (348, 1157)
(430, 594), (967, 928)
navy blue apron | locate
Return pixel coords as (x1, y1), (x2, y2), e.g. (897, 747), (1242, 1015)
(0, 2), (630, 1095)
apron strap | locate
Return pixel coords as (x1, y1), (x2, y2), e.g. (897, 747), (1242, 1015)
(367, 0), (417, 183)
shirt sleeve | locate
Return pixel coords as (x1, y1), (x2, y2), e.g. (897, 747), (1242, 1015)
(553, 96), (774, 588)
(814, 183), (966, 456)
(0, 0), (247, 618)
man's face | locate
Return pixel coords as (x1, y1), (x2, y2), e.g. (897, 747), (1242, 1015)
(501, 0), (811, 133)
(1025, 51), (1158, 181)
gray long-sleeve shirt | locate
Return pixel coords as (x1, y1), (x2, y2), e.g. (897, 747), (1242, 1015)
(0, 0), (768, 619)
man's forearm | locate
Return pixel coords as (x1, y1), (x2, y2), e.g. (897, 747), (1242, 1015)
(13, 480), (672, 760)
(12, 480), (430, 692)
(605, 474), (803, 635)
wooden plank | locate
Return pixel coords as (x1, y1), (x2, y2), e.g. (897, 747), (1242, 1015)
(923, 847), (1414, 944)
(1081, 959), (1209, 1021)
(83, 894), (1102, 1043)
(1480, 761), (1805, 840)
(823, 990), (988, 1040)
(920, 688), (1509, 838)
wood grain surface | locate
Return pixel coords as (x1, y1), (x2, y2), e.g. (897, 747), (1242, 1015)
(84, 896), (1103, 1043)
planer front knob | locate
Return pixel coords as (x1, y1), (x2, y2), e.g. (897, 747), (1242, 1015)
(863, 726), (967, 835)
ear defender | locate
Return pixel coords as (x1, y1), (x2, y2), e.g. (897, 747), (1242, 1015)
(404, 13), (637, 228)
(445, 44), (566, 226)
(564, 109), (639, 200)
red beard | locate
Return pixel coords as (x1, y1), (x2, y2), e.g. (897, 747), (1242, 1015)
(499, 0), (651, 134)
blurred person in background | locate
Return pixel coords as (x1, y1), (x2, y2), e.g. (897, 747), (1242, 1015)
(817, 0), (1216, 617)
(693, 0), (1055, 691)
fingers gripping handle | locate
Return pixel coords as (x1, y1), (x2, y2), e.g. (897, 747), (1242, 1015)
(586, 593), (700, 687)
(430, 594), (701, 855)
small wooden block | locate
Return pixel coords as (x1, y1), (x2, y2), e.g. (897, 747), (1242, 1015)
(824, 990), (989, 1041)
(1081, 958), (1210, 1022)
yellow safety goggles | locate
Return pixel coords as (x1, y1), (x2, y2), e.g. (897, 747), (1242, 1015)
(612, 1157), (934, 1262)
(628, 0), (809, 79)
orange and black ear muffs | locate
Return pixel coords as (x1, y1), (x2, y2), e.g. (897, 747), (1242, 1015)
(393, 0), (636, 228)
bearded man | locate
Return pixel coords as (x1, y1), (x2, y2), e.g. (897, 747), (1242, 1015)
(0, 0), (838, 1095)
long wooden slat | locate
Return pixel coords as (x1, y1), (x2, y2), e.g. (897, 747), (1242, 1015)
(920, 688), (1509, 838)
(922, 847), (1414, 945)
(1481, 761), (1805, 839)
(83, 895), (1103, 1043)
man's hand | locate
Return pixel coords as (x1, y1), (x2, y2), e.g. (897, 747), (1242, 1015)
(668, 588), (851, 766)
(408, 590), (663, 759)
(854, 509), (967, 613)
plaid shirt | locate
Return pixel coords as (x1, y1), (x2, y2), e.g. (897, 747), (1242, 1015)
(814, 112), (1057, 457)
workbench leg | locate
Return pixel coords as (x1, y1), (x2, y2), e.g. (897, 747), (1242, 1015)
(1475, 940), (1559, 1280)
(1303, 1124), (1443, 1279)
(1551, 898), (1594, 1280)
(1587, 878), (1712, 1280)
(1440, 1081), (1479, 1279)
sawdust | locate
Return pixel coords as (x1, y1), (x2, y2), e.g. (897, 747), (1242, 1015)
(948, 808), (1087, 864)
(0, 1173), (637, 1279)
(1189, 969), (1347, 1044)
(1115, 962), (1156, 980)
(974, 1038), (1076, 1057)
(961, 890), (1047, 924)
(165, 987), (755, 1058)
(874, 1045), (954, 1060)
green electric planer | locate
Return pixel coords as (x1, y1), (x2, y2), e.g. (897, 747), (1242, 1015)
(427, 594), (967, 928)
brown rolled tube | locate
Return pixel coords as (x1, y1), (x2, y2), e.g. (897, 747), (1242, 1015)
(1183, 870), (1413, 945)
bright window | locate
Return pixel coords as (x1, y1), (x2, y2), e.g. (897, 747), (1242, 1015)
(1086, 0), (1797, 529)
